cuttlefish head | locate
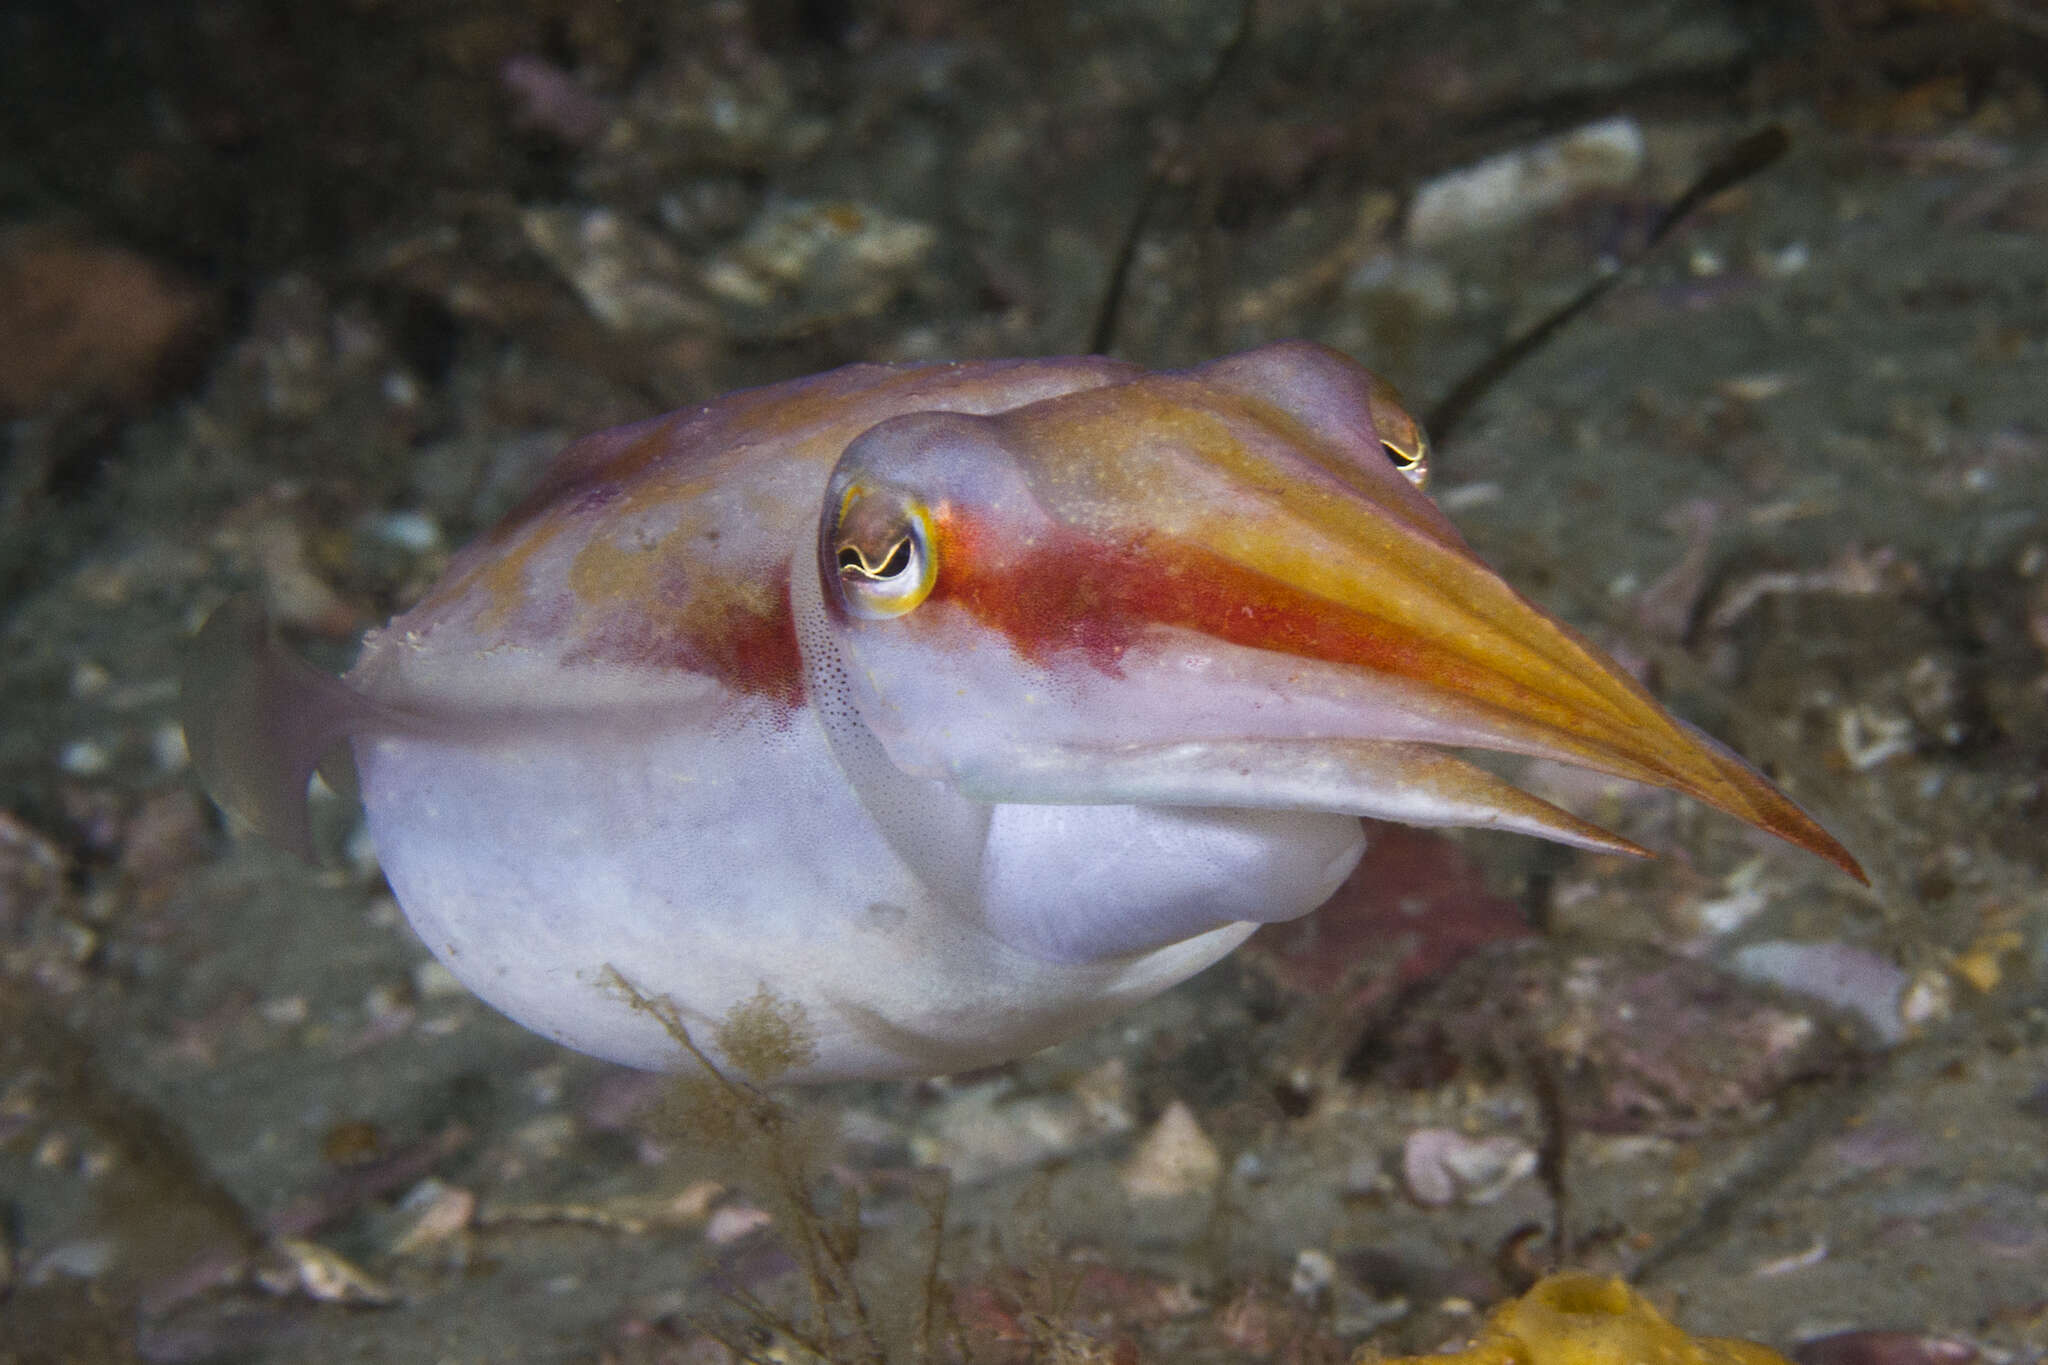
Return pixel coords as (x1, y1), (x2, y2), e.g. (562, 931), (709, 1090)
(818, 340), (1862, 881)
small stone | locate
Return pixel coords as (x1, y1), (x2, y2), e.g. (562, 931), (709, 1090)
(362, 982), (413, 1025)
(389, 1181), (476, 1255)
(522, 205), (715, 334)
(68, 661), (112, 700)
(511, 1113), (577, 1161)
(364, 509), (442, 553)
(321, 1120), (385, 1168)
(1691, 859), (1773, 937)
(525, 1062), (567, 1106)
(210, 492), (360, 639)
(29, 1239), (114, 1282)
(1899, 970), (1953, 1032)
(1070, 1056), (1134, 1131)
(1401, 1129), (1536, 1207)
(1333, 1283), (1411, 1336)
(1761, 242), (1811, 277)
(703, 199), (936, 340)
(1342, 1153), (1390, 1197)
(1753, 1238), (1828, 1277)
(1730, 941), (1911, 1046)
(913, 1078), (1120, 1185)
(1903, 654), (1973, 748)
(1120, 1100), (1223, 1200)
(1837, 704), (1916, 771)
(150, 723), (190, 774)
(1407, 118), (1645, 244)
(1291, 1248), (1337, 1300)
(34, 1132), (72, 1168)
(269, 1238), (397, 1305)
(57, 739), (111, 777)
(412, 959), (468, 1000)
(704, 1202), (773, 1245)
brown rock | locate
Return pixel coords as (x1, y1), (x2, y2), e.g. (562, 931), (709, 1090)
(1350, 940), (1865, 1135)
(0, 225), (214, 417)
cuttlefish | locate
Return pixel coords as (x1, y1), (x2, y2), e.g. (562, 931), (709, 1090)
(184, 341), (1862, 1081)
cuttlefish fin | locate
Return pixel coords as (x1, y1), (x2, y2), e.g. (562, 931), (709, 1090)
(180, 594), (397, 861)
(956, 739), (1652, 858)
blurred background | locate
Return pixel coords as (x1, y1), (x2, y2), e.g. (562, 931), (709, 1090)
(3, 1), (2047, 1361)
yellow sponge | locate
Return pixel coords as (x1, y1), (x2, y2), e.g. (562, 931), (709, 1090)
(1374, 1273), (1792, 1365)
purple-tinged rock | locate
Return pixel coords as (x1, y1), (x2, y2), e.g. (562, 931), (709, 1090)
(1729, 941), (1911, 1046)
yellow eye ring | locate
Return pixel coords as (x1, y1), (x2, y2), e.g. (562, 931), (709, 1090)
(1365, 375), (1431, 490)
(834, 498), (936, 619)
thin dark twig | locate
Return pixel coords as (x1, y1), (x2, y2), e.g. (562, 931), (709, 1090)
(914, 1175), (954, 1365)
(1523, 1042), (1573, 1267)
(1424, 124), (1790, 448)
(1088, 0), (1257, 355)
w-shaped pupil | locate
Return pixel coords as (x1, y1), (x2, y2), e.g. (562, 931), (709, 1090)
(839, 537), (912, 579)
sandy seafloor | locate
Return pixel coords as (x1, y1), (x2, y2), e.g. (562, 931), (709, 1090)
(3, 1), (2047, 1361)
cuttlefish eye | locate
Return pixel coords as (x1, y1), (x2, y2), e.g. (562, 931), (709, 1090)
(1366, 375), (1431, 490)
(831, 484), (937, 620)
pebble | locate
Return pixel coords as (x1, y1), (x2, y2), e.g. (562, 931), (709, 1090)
(1692, 859), (1774, 937)
(1400, 1129), (1536, 1208)
(913, 1075), (1131, 1185)
(57, 739), (112, 777)
(1753, 1238), (1829, 1277)
(1729, 941), (1911, 1046)
(1342, 1153), (1391, 1198)
(1898, 970), (1953, 1033)
(412, 959), (468, 1000)
(68, 660), (112, 700)
(1120, 1101), (1223, 1201)
(28, 1238), (114, 1283)
(521, 206), (714, 334)
(511, 1113), (577, 1161)
(704, 1202), (773, 1245)
(364, 509), (443, 553)
(389, 1180), (476, 1255)
(1290, 1248), (1337, 1300)
(1406, 117), (1646, 245)
(151, 722), (190, 773)
(266, 1238), (397, 1305)
(704, 198), (936, 339)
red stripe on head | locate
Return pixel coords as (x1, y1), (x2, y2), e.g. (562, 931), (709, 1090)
(931, 508), (1488, 697)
